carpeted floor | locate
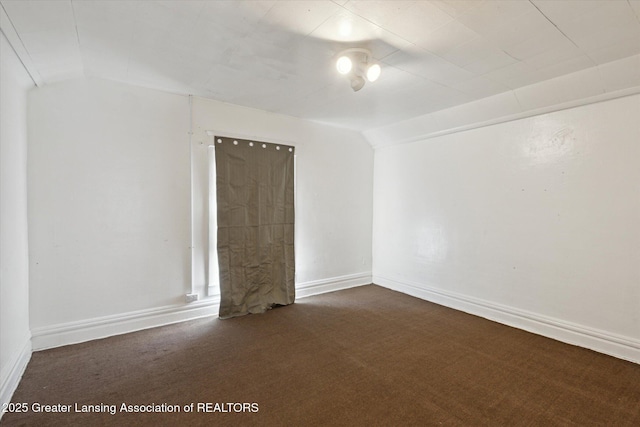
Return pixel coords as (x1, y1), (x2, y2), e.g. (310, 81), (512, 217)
(2, 285), (639, 426)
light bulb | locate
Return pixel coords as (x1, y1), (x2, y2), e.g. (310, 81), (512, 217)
(336, 56), (352, 75)
(366, 63), (381, 82)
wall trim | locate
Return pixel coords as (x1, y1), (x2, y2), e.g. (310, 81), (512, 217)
(31, 299), (220, 351)
(367, 86), (640, 149)
(0, 336), (32, 418)
(374, 275), (640, 364)
(30, 272), (372, 351)
(296, 272), (372, 298)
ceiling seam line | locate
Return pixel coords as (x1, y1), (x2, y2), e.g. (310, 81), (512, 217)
(528, 1), (597, 69)
(628, 0), (640, 24)
(593, 64), (608, 95)
(0, 2), (39, 86)
(528, 0), (581, 51)
(69, 0), (84, 76)
(330, 1), (419, 52)
(378, 63), (454, 91)
(327, 1), (488, 77)
(70, 0), (80, 46)
(0, 27), (37, 86)
(511, 90), (523, 111)
(305, 8), (339, 37)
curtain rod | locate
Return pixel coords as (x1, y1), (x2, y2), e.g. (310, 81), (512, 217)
(204, 130), (298, 148)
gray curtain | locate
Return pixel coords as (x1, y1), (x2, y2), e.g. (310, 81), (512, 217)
(215, 136), (295, 319)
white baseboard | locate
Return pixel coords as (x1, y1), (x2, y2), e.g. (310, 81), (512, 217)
(30, 272), (372, 351)
(374, 275), (640, 364)
(296, 272), (372, 298)
(0, 336), (32, 420)
(31, 299), (220, 351)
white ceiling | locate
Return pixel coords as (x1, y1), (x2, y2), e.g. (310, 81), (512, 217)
(2, 0), (640, 131)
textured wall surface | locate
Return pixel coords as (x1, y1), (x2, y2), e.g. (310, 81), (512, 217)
(373, 95), (640, 358)
(27, 78), (373, 334)
(0, 32), (33, 407)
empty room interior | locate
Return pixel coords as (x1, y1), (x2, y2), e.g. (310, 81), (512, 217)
(1, 0), (639, 425)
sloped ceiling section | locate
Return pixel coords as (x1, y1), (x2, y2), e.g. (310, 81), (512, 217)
(1, 0), (639, 136)
(365, 53), (640, 147)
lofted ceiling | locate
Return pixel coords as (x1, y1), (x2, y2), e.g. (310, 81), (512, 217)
(1, 0), (640, 131)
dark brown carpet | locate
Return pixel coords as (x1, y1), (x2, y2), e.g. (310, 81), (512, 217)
(2, 285), (639, 426)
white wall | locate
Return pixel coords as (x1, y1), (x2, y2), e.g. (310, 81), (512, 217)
(0, 32), (33, 408)
(191, 96), (373, 296)
(373, 94), (640, 362)
(27, 78), (373, 348)
(28, 78), (191, 344)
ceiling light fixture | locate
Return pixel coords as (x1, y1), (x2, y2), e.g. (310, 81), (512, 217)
(335, 48), (381, 91)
